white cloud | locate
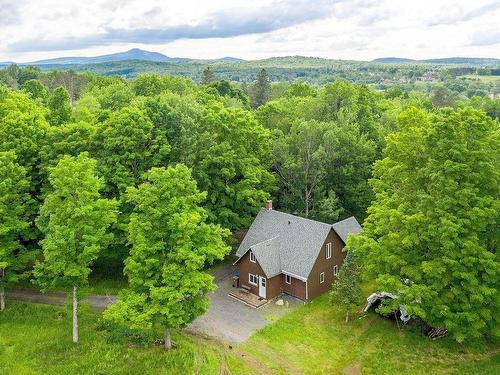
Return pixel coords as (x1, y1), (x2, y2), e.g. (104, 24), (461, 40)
(0, 0), (499, 62)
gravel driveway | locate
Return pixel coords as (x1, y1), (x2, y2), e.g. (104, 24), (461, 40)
(187, 265), (302, 343)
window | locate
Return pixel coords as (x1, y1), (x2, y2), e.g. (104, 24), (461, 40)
(250, 251), (256, 263)
(326, 242), (332, 259)
(320, 272), (325, 284)
(285, 274), (292, 284)
(249, 274), (258, 285)
(333, 265), (338, 277)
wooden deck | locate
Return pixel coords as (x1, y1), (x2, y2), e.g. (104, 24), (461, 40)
(228, 289), (268, 308)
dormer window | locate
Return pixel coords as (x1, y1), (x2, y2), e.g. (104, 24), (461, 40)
(250, 251), (256, 263)
(326, 242), (332, 259)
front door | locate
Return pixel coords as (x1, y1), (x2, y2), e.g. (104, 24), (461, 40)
(259, 276), (266, 298)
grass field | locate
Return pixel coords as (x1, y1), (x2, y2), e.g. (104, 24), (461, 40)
(1, 296), (498, 374)
(0, 301), (252, 375)
(241, 296), (500, 375)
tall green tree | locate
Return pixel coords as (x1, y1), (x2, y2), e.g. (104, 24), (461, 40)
(21, 79), (48, 103)
(193, 103), (275, 229)
(201, 67), (215, 84)
(0, 152), (33, 311)
(34, 153), (117, 343)
(352, 107), (499, 341)
(252, 69), (271, 108)
(330, 251), (362, 323)
(0, 88), (49, 191)
(92, 106), (169, 195)
(47, 86), (72, 125)
(273, 119), (330, 218)
(104, 165), (230, 349)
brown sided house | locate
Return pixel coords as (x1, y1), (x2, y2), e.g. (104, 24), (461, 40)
(233, 201), (362, 302)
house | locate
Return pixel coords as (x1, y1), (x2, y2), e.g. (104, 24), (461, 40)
(233, 201), (362, 302)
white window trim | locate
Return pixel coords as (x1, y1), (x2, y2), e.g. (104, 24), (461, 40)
(326, 243), (332, 259)
(320, 272), (325, 284)
(248, 273), (258, 286)
(285, 274), (292, 284)
(249, 251), (256, 263)
(333, 265), (338, 277)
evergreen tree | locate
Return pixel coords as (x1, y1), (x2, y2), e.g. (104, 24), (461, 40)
(202, 67), (215, 84)
(0, 152), (33, 311)
(104, 165), (230, 349)
(34, 153), (117, 343)
(352, 107), (499, 341)
(330, 251), (362, 323)
(252, 69), (271, 108)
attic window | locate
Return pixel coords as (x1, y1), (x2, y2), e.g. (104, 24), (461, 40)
(285, 274), (291, 284)
(250, 251), (256, 263)
(326, 243), (332, 259)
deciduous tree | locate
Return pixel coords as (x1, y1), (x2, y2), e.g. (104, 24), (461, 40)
(34, 153), (117, 343)
(0, 152), (33, 311)
(47, 86), (72, 125)
(104, 165), (230, 349)
(352, 107), (499, 341)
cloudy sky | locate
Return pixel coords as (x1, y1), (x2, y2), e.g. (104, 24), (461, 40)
(1, 0), (499, 62)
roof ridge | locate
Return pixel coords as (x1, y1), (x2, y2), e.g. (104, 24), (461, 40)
(259, 208), (332, 227)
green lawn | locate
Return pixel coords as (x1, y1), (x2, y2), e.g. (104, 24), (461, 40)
(240, 296), (499, 375)
(0, 302), (252, 375)
(1, 296), (498, 374)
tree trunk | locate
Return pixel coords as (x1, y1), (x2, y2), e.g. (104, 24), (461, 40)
(164, 326), (172, 350)
(305, 187), (310, 217)
(0, 268), (4, 311)
(0, 287), (5, 312)
(345, 310), (349, 323)
(72, 286), (78, 343)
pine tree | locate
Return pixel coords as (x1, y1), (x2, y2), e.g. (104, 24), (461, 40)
(202, 67), (215, 84)
(252, 69), (271, 108)
(330, 251), (362, 323)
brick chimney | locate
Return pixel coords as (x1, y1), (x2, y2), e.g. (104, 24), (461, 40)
(265, 200), (273, 210)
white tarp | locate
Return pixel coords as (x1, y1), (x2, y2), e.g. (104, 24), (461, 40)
(364, 291), (411, 322)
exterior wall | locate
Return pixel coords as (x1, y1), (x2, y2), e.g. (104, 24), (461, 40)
(237, 228), (347, 302)
(281, 274), (307, 300)
(236, 251), (281, 300)
(306, 229), (346, 300)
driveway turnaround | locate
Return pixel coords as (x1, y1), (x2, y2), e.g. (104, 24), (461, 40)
(187, 265), (302, 343)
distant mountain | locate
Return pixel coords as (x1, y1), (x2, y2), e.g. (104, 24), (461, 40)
(373, 57), (500, 65)
(216, 56), (244, 62)
(373, 57), (416, 63)
(29, 48), (190, 65)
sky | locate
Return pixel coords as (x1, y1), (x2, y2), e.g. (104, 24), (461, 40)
(1, 0), (499, 62)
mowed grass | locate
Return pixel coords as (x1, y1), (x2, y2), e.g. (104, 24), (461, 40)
(459, 74), (500, 83)
(240, 295), (500, 375)
(0, 301), (252, 375)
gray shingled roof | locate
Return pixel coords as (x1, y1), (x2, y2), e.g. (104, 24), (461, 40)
(332, 216), (363, 243)
(235, 209), (362, 280)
